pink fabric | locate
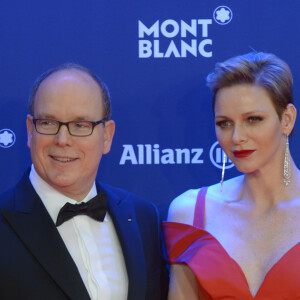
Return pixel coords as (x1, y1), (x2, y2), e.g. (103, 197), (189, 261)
(163, 188), (300, 299)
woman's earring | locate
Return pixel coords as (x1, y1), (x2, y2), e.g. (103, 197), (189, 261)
(283, 134), (291, 186)
(220, 152), (226, 190)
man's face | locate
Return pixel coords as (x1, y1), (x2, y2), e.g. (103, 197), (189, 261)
(26, 69), (115, 201)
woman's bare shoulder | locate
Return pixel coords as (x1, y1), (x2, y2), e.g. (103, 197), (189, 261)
(167, 176), (244, 225)
(207, 175), (245, 201)
(167, 188), (200, 225)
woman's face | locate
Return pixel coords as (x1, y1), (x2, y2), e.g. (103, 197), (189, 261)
(214, 84), (286, 174)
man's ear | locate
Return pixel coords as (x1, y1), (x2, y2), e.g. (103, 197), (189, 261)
(103, 120), (115, 154)
(26, 114), (34, 149)
(282, 104), (297, 135)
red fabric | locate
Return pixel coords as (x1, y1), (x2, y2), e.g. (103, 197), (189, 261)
(163, 188), (300, 299)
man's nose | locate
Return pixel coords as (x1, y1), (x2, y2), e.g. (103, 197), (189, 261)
(54, 124), (73, 146)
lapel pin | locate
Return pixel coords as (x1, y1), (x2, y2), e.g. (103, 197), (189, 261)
(128, 218), (132, 222)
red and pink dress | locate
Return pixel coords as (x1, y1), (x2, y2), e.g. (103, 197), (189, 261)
(163, 187), (300, 299)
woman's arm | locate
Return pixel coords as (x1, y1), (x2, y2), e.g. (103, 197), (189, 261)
(166, 188), (200, 299)
(168, 264), (199, 300)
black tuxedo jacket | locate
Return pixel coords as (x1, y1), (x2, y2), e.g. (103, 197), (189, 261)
(0, 172), (169, 300)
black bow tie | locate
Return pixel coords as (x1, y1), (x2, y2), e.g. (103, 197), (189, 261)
(56, 192), (107, 227)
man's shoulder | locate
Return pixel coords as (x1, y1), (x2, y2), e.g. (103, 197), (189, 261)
(97, 181), (157, 211)
(0, 186), (16, 210)
(97, 181), (134, 197)
(0, 170), (33, 211)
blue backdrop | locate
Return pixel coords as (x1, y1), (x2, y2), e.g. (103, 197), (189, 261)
(1, 1), (300, 218)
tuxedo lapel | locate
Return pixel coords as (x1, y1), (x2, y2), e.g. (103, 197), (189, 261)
(1, 175), (90, 300)
(100, 184), (147, 300)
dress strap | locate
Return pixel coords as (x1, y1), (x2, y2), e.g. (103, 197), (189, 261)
(193, 186), (208, 228)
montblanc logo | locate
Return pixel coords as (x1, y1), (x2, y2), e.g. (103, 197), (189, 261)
(0, 128), (16, 148)
(138, 6), (233, 58)
(213, 6), (233, 25)
(119, 144), (204, 165)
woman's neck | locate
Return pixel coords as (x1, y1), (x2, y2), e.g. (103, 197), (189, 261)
(241, 158), (300, 209)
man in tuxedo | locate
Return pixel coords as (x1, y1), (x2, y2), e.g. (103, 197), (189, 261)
(0, 64), (168, 300)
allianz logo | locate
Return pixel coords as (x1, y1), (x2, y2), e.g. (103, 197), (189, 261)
(119, 144), (204, 165)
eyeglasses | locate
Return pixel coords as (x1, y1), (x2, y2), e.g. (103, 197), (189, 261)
(32, 118), (106, 137)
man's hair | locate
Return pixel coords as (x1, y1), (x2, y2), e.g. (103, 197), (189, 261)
(206, 51), (293, 120)
(28, 63), (111, 120)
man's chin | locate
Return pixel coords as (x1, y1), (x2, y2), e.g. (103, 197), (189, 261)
(48, 176), (78, 191)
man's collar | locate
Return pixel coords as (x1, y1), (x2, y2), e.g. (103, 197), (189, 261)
(29, 164), (97, 224)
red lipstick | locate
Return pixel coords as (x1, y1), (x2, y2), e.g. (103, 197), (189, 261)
(233, 150), (255, 158)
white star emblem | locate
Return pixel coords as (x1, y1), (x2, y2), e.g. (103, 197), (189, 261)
(213, 6), (233, 25)
(0, 129), (16, 148)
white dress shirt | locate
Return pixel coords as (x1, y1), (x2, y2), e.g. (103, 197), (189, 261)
(29, 165), (128, 300)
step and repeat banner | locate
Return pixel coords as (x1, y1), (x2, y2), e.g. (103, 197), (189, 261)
(1, 1), (300, 218)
